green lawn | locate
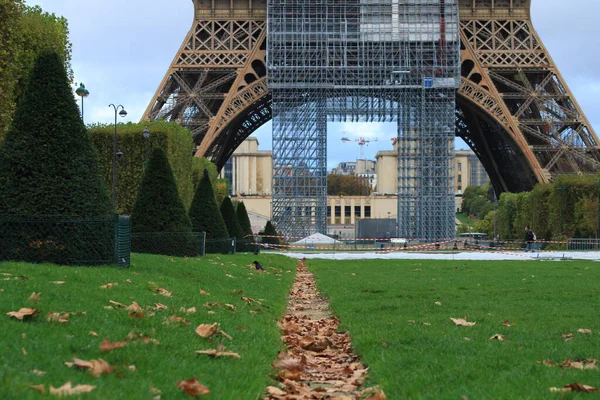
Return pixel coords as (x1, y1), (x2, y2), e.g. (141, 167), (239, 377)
(310, 259), (600, 399)
(455, 213), (471, 225)
(0, 253), (296, 399)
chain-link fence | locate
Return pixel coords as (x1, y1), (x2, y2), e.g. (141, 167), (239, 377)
(0, 214), (129, 266)
(131, 232), (206, 257)
(206, 238), (236, 255)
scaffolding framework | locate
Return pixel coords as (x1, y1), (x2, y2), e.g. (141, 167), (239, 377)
(267, 0), (460, 239)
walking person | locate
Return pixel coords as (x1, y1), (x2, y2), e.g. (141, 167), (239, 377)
(524, 225), (536, 252)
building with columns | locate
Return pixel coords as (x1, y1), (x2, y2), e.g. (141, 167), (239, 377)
(222, 137), (488, 233)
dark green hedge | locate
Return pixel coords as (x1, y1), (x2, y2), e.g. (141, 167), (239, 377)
(496, 175), (600, 239)
(88, 120), (196, 215)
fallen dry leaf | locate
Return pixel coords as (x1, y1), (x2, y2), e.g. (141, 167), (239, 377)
(434, 301), (442, 306)
(176, 378), (210, 396)
(65, 357), (114, 377)
(6, 308), (38, 321)
(266, 386), (286, 396)
(195, 323), (217, 338)
(561, 332), (574, 342)
(489, 334), (505, 341)
(154, 303), (169, 311)
(47, 312), (69, 323)
(89, 331), (99, 337)
(577, 328), (592, 334)
(21, 347), (27, 355)
(165, 315), (190, 325)
(224, 304), (236, 312)
(32, 369), (46, 376)
(502, 320), (513, 327)
(126, 279), (132, 284)
(125, 302), (142, 312)
(199, 289), (210, 296)
(99, 338), (127, 352)
(225, 274), (234, 278)
(451, 317), (476, 327)
(195, 349), (241, 359)
(100, 282), (117, 289)
(362, 386), (387, 400)
(49, 381), (96, 396)
(128, 365), (136, 372)
(563, 359), (598, 370)
(156, 288), (172, 297)
(180, 307), (196, 314)
(28, 292), (40, 302)
(549, 383), (598, 393)
(52, 281), (66, 285)
(109, 300), (127, 308)
(30, 384), (45, 393)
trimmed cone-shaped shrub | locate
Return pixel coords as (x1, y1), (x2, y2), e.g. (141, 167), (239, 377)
(0, 51), (113, 265)
(236, 201), (254, 252)
(262, 221), (281, 247)
(188, 171), (229, 254)
(220, 197), (244, 251)
(130, 147), (197, 256)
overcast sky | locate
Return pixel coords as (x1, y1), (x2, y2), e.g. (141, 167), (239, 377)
(27, 0), (600, 169)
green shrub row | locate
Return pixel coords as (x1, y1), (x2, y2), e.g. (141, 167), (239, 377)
(482, 175), (600, 240)
(88, 121), (195, 215)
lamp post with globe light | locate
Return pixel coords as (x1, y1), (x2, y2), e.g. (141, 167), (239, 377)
(75, 83), (89, 123)
(108, 104), (127, 208)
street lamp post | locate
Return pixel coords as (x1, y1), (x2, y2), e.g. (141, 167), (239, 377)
(108, 104), (127, 208)
(75, 83), (89, 123)
(142, 128), (151, 169)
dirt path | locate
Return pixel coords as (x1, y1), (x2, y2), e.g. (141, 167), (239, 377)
(265, 259), (385, 400)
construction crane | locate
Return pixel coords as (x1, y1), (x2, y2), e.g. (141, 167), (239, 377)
(340, 134), (378, 162)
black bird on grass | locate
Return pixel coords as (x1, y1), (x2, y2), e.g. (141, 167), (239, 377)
(252, 260), (264, 271)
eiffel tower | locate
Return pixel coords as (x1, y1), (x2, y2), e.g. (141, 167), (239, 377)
(142, 0), (600, 197)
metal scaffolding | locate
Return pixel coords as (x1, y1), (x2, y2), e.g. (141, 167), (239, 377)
(267, 0), (460, 239)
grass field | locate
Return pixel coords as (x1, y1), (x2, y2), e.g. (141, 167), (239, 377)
(0, 253), (296, 399)
(310, 258), (600, 399)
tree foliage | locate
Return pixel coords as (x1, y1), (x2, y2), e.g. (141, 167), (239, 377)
(88, 121), (195, 214)
(327, 174), (372, 196)
(461, 184), (494, 219)
(220, 197), (244, 250)
(0, 3), (72, 138)
(188, 172), (229, 253)
(0, 51), (112, 264)
(0, 51), (111, 217)
(236, 202), (253, 237)
(130, 148), (197, 256)
(261, 221), (281, 246)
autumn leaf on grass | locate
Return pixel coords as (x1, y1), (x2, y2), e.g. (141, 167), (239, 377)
(434, 301), (442, 306)
(109, 300), (127, 308)
(502, 320), (514, 327)
(195, 349), (241, 359)
(266, 386), (286, 396)
(224, 304), (237, 312)
(165, 315), (190, 325)
(562, 359), (598, 370)
(126, 302), (145, 319)
(450, 317), (476, 327)
(100, 282), (117, 289)
(65, 357), (114, 377)
(199, 289), (210, 296)
(6, 308), (38, 321)
(89, 331), (99, 337)
(360, 386), (387, 400)
(30, 384), (45, 393)
(49, 381), (96, 396)
(52, 281), (66, 285)
(489, 334), (505, 341)
(28, 292), (40, 302)
(561, 332), (574, 342)
(549, 383), (598, 393)
(156, 288), (172, 297)
(47, 312), (70, 324)
(273, 355), (306, 372)
(153, 303), (168, 311)
(126, 331), (160, 345)
(279, 322), (302, 335)
(31, 369), (46, 376)
(177, 378), (210, 397)
(180, 306), (196, 314)
(100, 338), (127, 352)
(195, 323), (232, 340)
(577, 328), (592, 334)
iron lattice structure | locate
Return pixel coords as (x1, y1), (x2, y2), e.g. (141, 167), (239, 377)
(267, 0), (460, 238)
(143, 0), (600, 236)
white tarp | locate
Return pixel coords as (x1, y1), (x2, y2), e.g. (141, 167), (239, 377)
(294, 233), (343, 245)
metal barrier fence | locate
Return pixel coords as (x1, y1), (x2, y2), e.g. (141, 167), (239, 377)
(131, 232), (206, 257)
(566, 239), (600, 251)
(0, 214), (129, 266)
(205, 237), (236, 255)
